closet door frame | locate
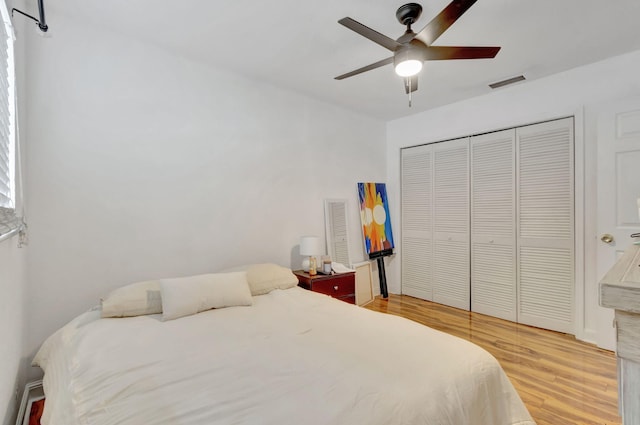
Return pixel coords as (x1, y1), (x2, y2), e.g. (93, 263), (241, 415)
(399, 115), (580, 337)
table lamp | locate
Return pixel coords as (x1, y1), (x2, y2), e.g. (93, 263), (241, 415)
(300, 236), (321, 275)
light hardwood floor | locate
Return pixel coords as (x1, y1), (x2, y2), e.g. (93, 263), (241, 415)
(365, 295), (622, 425)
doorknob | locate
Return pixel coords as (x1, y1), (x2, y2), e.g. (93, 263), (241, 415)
(601, 234), (614, 244)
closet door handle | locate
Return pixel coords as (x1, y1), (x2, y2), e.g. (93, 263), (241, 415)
(601, 234), (614, 244)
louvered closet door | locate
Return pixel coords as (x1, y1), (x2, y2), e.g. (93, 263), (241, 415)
(470, 130), (516, 321)
(433, 138), (470, 310)
(401, 144), (433, 300)
(517, 117), (574, 334)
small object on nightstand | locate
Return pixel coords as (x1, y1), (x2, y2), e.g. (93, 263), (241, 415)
(322, 256), (332, 274)
(308, 256), (317, 276)
(294, 269), (356, 304)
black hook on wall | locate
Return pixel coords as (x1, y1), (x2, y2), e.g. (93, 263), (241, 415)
(12, 0), (48, 32)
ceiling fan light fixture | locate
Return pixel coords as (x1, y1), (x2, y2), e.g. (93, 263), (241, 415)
(395, 59), (422, 77)
(394, 47), (423, 77)
(335, 1), (502, 95)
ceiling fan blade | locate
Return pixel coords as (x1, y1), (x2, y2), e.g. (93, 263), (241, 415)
(335, 56), (394, 80)
(404, 75), (418, 94)
(420, 45), (501, 60)
(414, 0), (478, 46)
(338, 17), (402, 52)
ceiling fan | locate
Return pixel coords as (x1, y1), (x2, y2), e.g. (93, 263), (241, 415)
(335, 0), (501, 97)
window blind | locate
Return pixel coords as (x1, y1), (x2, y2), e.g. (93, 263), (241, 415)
(0, 2), (17, 241)
(0, 7), (11, 207)
(0, 206), (19, 237)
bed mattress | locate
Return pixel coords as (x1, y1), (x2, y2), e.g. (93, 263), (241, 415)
(34, 287), (535, 425)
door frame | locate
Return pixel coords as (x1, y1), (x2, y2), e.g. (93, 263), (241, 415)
(574, 110), (586, 342)
(583, 96), (640, 349)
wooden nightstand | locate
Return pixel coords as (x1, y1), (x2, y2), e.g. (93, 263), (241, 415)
(17, 380), (44, 425)
(294, 270), (356, 304)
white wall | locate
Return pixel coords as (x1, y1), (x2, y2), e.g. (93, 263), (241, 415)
(22, 12), (385, 366)
(386, 48), (640, 347)
(0, 236), (26, 425)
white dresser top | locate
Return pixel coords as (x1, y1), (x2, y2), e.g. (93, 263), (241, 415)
(600, 243), (640, 314)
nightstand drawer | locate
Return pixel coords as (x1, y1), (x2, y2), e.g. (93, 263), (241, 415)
(293, 270), (356, 304)
(310, 276), (355, 298)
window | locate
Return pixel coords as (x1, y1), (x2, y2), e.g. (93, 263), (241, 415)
(0, 1), (19, 241)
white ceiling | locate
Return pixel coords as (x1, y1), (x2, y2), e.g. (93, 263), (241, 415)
(43, 0), (640, 121)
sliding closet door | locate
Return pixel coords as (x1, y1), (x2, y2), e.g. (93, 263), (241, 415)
(517, 117), (574, 333)
(401, 145), (433, 300)
(470, 130), (517, 321)
(433, 138), (470, 310)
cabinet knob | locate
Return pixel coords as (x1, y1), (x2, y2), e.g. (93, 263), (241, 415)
(334, 286), (339, 291)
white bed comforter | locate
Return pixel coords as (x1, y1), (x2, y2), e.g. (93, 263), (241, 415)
(34, 287), (535, 425)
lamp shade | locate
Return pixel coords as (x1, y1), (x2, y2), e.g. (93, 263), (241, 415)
(300, 236), (321, 256)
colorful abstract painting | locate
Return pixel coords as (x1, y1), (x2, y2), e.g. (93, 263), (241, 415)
(357, 182), (395, 256)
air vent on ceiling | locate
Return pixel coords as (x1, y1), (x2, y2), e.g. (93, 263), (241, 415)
(489, 75), (526, 89)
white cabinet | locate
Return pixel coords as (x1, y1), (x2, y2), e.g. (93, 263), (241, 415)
(401, 118), (574, 333)
(600, 243), (640, 424)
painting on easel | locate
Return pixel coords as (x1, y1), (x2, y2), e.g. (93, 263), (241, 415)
(357, 182), (395, 258)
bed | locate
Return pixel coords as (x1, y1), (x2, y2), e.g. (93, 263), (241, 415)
(33, 266), (535, 425)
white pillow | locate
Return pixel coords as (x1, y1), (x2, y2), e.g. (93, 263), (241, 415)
(160, 272), (252, 321)
(246, 263), (298, 295)
(101, 280), (162, 318)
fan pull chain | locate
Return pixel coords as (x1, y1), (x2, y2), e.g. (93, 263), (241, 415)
(408, 77), (412, 107)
